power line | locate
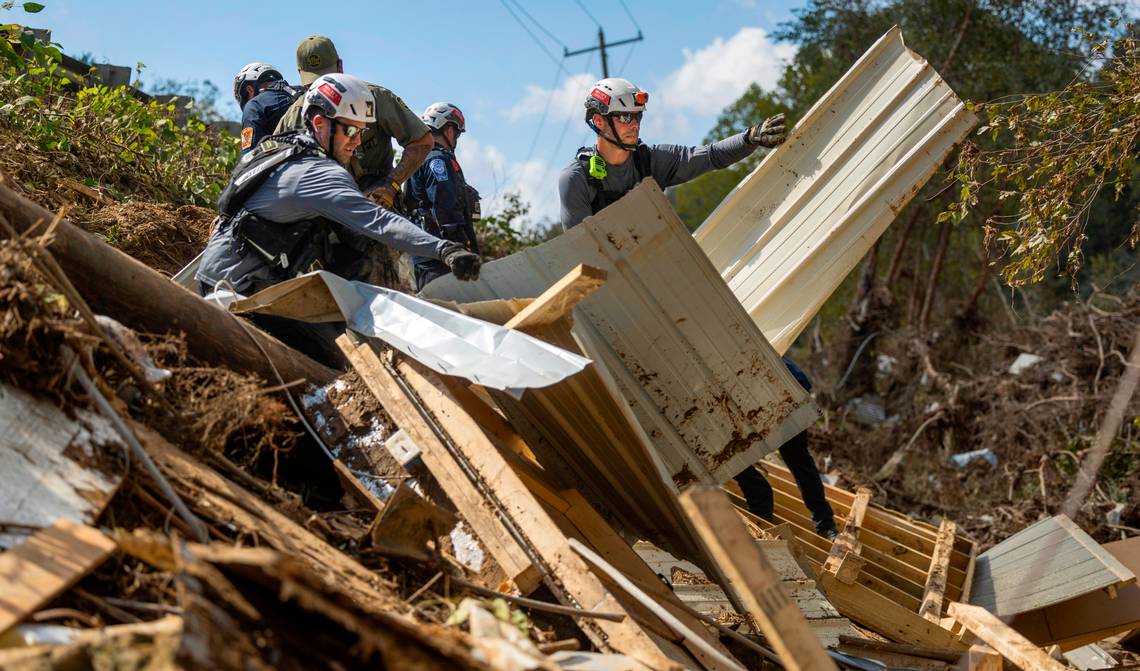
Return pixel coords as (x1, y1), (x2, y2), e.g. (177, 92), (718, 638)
(523, 60), (567, 166)
(615, 40), (638, 76)
(571, 0), (602, 28)
(541, 51), (594, 194)
(499, 0), (568, 72)
(617, 0), (641, 32)
(507, 0), (567, 50)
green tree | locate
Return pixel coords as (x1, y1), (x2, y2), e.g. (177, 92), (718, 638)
(475, 192), (561, 259)
(949, 23), (1139, 287)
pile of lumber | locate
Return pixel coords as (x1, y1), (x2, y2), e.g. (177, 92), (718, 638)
(2, 26), (1138, 671)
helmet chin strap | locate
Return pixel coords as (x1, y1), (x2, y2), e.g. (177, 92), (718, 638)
(588, 115), (638, 151)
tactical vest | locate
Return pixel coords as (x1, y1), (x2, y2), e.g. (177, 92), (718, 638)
(576, 142), (652, 214)
(408, 145), (479, 252)
(215, 131), (333, 276)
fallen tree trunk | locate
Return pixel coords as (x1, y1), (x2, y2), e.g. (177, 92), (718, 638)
(0, 180), (336, 386)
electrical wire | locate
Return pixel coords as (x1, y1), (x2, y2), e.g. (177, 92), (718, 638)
(617, 0), (641, 31)
(507, 0), (567, 50)
(499, 0), (568, 72)
(523, 60), (568, 166)
(571, 0), (602, 28)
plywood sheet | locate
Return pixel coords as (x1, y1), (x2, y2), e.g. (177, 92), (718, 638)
(423, 179), (816, 487)
(694, 26), (977, 354)
(969, 515), (1135, 617)
(0, 384), (124, 549)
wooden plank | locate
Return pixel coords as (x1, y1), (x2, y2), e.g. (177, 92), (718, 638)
(568, 538), (748, 671)
(948, 602), (1067, 671)
(968, 644), (1002, 671)
(680, 486), (837, 671)
(823, 486), (872, 584)
(0, 518), (117, 636)
(502, 264), (607, 330)
(338, 335), (541, 594)
(969, 515), (1135, 616)
(371, 350), (684, 671)
(920, 519), (957, 622)
(815, 569), (967, 650)
(0, 384), (124, 549)
(0, 182), (337, 388)
(457, 298), (709, 565)
(765, 462), (974, 570)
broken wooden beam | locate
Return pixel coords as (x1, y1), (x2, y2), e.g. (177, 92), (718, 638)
(0, 181), (337, 386)
(680, 486), (837, 671)
(948, 602), (1067, 671)
(823, 485), (872, 584)
(919, 518), (957, 622)
(339, 338), (684, 670)
(968, 643), (1002, 671)
(0, 518), (117, 636)
(338, 334), (541, 594)
(502, 263), (607, 331)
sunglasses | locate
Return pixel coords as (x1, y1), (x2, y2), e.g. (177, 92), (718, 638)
(339, 124), (368, 139)
(612, 111), (643, 124)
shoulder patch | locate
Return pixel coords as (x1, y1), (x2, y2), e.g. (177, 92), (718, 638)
(241, 127), (253, 149)
(429, 158), (448, 180)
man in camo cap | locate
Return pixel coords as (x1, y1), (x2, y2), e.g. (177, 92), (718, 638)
(276, 35), (432, 210)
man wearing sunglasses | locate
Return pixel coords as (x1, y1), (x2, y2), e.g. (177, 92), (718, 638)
(558, 77), (786, 230)
(558, 78), (837, 539)
(196, 74), (480, 367)
(275, 35), (433, 211)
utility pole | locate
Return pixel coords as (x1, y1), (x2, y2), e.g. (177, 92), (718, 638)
(565, 27), (642, 78)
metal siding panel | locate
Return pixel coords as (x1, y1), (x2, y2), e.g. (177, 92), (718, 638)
(694, 27), (978, 353)
(423, 180), (816, 486)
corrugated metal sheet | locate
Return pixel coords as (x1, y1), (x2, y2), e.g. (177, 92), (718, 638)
(423, 179), (816, 486)
(694, 26), (977, 354)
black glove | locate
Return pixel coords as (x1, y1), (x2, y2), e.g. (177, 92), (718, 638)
(441, 241), (481, 281)
(746, 112), (786, 148)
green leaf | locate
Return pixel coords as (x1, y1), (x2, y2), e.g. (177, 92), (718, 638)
(21, 2), (45, 12)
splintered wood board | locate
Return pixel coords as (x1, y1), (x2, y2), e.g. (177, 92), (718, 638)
(422, 179), (817, 488)
(0, 384), (124, 549)
(969, 515), (1135, 617)
(454, 299), (706, 563)
(0, 518), (117, 636)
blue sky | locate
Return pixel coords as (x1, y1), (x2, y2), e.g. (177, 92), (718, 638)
(27, 0), (804, 224)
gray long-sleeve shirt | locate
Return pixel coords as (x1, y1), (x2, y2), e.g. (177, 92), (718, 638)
(558, 131), (759, 229)
(197, 152), (449, 295)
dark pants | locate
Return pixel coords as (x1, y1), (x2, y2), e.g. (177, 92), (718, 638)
(733, 431), (836, 534)
(733, 357), (836, 534)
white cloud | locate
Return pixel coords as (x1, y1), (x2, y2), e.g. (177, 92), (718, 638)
(507, 72), (597, 122)
(656, 27), (795, 116)
(456, 135), (562, 227)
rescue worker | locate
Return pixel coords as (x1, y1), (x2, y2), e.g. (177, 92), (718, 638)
(275, 35), (431, 209)
(405, 102), (480, 290)
(233, 62), (301, 154)
(559, 78), (838, 538)
(196, 73), (480, 367)
(558, 77), (786, 230)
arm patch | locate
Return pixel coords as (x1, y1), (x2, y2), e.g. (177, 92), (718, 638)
(429, 158), (449, 181)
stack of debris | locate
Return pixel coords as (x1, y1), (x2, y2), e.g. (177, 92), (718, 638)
(2, 26), (1137, 671)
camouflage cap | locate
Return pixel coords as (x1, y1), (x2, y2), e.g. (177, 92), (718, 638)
(296, 35), (340, 85)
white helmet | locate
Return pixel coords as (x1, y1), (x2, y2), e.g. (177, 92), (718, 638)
(584, 77), (648, 118)
(233, 62), (283, 108)
(421, 102), (466, 133)
(302, 73), (376, 124)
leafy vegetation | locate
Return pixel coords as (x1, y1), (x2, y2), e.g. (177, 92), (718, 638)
(475, 191), (561, 259)
(949, 23), (1139, 286)
(0, 6), (238, 207)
